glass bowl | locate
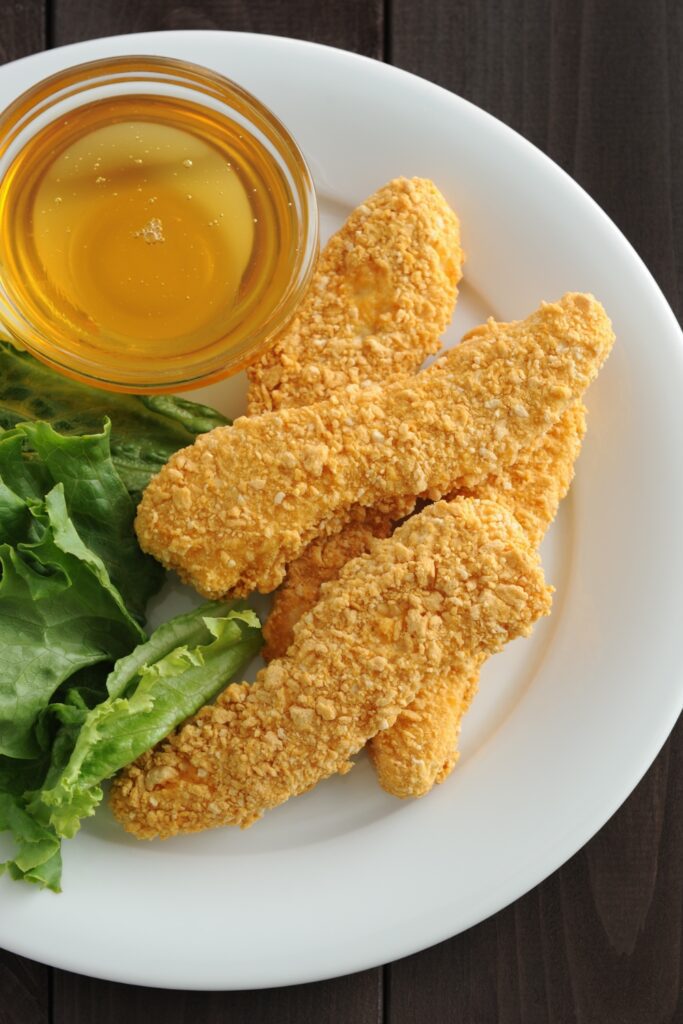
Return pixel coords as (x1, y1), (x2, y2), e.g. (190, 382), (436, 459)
(0, 56), (318, 393)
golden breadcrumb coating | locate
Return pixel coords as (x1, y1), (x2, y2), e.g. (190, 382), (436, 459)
(111, 498), (553, 838)
(246, 177), (463, 415)
(262, 507), (394, 660)
(135, 294), (614, 599)
(369, 403), (587, 798)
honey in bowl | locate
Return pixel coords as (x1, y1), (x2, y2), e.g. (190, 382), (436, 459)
(0, 58), (318, 392)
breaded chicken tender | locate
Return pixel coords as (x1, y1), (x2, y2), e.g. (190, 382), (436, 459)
(246, 177), (463, 415)
(135, 294), (614, 598)
(111, 498), (553, 838)
(368, 403), (587, 797)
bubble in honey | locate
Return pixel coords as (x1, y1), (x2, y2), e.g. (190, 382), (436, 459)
(134, 218), (165, 244)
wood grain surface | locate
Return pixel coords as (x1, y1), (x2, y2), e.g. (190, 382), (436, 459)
(1, 2), (681, 1022)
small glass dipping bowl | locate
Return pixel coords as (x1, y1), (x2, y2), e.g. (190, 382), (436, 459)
(0, 56), (318, 392)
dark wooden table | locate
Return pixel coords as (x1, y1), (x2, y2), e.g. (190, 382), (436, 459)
(1, 2), (682, 1022)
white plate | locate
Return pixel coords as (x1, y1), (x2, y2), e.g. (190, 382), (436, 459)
(1, 31), (682, 991)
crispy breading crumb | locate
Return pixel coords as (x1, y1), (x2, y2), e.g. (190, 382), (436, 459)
(246, 177), (463, 414)
(111, 498), (553, 839)
(135, 294), (614, 598)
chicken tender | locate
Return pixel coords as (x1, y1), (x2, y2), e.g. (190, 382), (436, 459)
(246, 177), (463, 415)
(369, 403), (587, 798)
(135, 294), (614, 598)
(111, 498), (553, 838)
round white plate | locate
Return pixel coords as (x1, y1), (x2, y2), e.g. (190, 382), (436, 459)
(1, 31), (682, 992)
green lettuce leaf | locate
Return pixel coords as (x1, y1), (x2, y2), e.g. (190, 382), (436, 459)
(0, 793), (62, 892)
(2, 603), (261, 889)
(140, 394), (228, 437)
(0, 372), (245, 893)
(28, 606), (261, 839)
(0, 340), (229, 498)
(0, 484), (145, 759)
(0, 476), (30, 544)
(1, 420), (163, 619)
(0, 429), (50, 504)
(105, 599), (235, 699)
